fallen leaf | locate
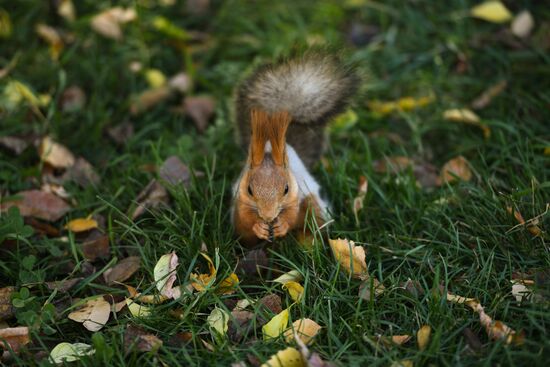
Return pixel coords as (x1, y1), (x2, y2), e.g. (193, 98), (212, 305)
(462, 327), (483, 353)
(190, 252), (216, 292)
(103, 256), (140, 285)
(262, 308), (289, 340)
(124, 324), (162, 353)
(45, 278), (82, 293)
(168, 72), (192, 93)
(294, 332), (332, 367)
(0, 326), (29, 354)
(91, 7), (137, 40)
(261, 347), (304, 367)
(352, 176), (368, 224)
(57, 0), (76, 22)
(65, 157), (101, 188)
(159, 156), (191, 187)
(506, 206), (542, 237)
(60, 86), (86, 112)
(471, 1), (512, 23)
(81, 230), (110, 261)
(1, 190), (70, 222)
(183, 96), (215, 133)
(35, 23), (63, 60)
(129, 179), (169, 220)
(49, 342), (95, 364)
(368, 95), (434, 116)
(329, 109), (358, 132)
(283, 319), (321, 345)
(416, 325), (431, 351)
(282, 281), (304, 303)
(0, 9), (12, 38)
(438, 156), (472, 184)
(124, 285), (168, 304)
(1, 80), (44, 111)
(392, 335), (412, 346)
(272, 270), (303, 285)
(153, 252), (179, 298)
(106, 121), (134, 145)
(0, 287), (15, 321)
(443, 108), (490, 138)
(471, 80), (507, 109)
(144, 69), (166, 89)
(38, 136), (75, 169)
(373, 156), (413, 174)
(130, 87), (171, 115)
(68, 297), (110, 332)
(236, 249), (268, 277)
(258, 294), (283, 316)
(126, 299), (152, 317)
(228, 309), (255, 343)
(328, 238), (368, 279)
(0, 136), (28, 155)
(358, 277), (385, 301)
(217, 273), (239, 295)
(64, 217), (98, 233)
(208, 307), (229, 337)
(390, 360), (414, 367)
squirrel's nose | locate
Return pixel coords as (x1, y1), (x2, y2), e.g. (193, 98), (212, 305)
(258, 208), (278, 223)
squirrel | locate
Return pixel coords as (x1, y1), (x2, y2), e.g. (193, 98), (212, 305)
(231, 53), (359, 246)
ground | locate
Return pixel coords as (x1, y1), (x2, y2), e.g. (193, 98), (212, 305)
(0, 0), (549, 366)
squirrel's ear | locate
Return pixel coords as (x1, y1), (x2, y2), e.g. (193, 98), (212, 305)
(250, 109), (270, 167)
(268, 111), (291, 166)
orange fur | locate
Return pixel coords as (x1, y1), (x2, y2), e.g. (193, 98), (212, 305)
(267, 111), (291, 166)
(250, 109), (270, 166)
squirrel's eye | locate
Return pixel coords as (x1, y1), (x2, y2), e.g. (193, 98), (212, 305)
(284, 184), (289, 195)
(247, 185), (253, 196)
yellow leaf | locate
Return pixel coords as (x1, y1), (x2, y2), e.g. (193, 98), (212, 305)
(543, 147), (550, 156)
(282, 281), (304, 303)
(2, 80), (44, 110)
(145, 69), (167, 89)
(125, 298), (151, 317)
(471, 1), (512, 24)
(49, 342), (95, 364)
(416, 325), (431, 351)
(0, 9), (12, 38)
(262, 308), (290, 340)
(390, 360), (414, 367)
(443, 108), (490, 138)
(153, 251), (179, 298)
(68, 297), (110, 332)
(217, 273), (239, 295)
(261, 347), (305, 367)
(368, 95), (434, 116)
(64, 217), (98, 232)
(58, 0), (76, 22)
(328, 238), (368, 279)
(330, 109), (358, 132)
(190, 252), (216, 292)
(38, 136), (76, 169)
(207, 307), (229, 337)
(283, 318), (321, 345)
(272, 270), (303, 285)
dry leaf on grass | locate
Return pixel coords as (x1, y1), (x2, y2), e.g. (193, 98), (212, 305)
(416, 325), (431, 351)
(443, 108), (490, 139)
(103, 256), (140, 285)
(471, 80), (507, 110)
(358, 278), (385, 301)
(130, 87), (171, 115)
(38, 136), (75, 169)
(373, 156), (413, 174)
(68, 297), (110, 332)
(282, 281), (304, 303)
(208, 307), (230, 337)
(124, 285), (169, 305)
(153, 252), (179, 299)
(168, 72), (192, 93)
(45, 278), (82, 293)
(261, 347), (304, 367)
(57, 0), (76, 22)
(60, 86), (86, 112)
(35, 24), (63, 60)
(262, 308), (290, 340)
(183, 96), (216, 133)
(81, 230), (110, 262)
(273, 270), (303, 285)
(125, 299), (152, 317)
(470, 1), (512, 23)
(283, 319), (321, 345)
(144, 69), (166, 88)
(0, 326), (30, 354)
(49, 342), (94, 364)
(506, 206), (542, 237)
(124, 324), (162, 353)
(228, 309), (255, 343)
(236, 249), (268, 277)
(190, 252), (216, 292)
(329, 238), (368, 279)
(217, 273), (239, 295)
(258, 294), (283, 315)
(438, 156), (472, 184)
(66, 157), (101, 188)
(368, 95), (434, 116)
(159, 156), (191, 187)
(1, 190), (70, 222)
(0, 136), (28, 155)
(352, 176), (368, 224)
(511, 11), (534, 38)
(91, 7), (137, 40)
(106, 121), (134, 145)
(129, 179), (169, 220)
(64, 217), (98, 233)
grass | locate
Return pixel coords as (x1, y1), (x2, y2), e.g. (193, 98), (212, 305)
(1, 0), (549, 365)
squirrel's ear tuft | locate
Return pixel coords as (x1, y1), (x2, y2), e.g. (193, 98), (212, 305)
(268, 111), (291, 166)
(250, 109), (270, 166)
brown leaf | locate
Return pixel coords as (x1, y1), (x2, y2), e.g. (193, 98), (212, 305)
(358, 278), (385, 301)
(45, 278), (82, 293)
(65, 157), (101, 188)
(0, 287), (15, 321)
(0, 326), (30, 354)
(236, 249), (269, 278)
(0, 136), (28, 155)
(24, 217), (60, 237)
(68, 297), (110, 332)
(183, 96), (215, 133)
(462, 327), (482, 353)
(124, 324), (162, 353)
(471, 80), (507, 110)
(258, 294), (282, 315)
(228, 310), (255, 343)
(412, 161), (439, 189)
(159, 156), (191, 186)
(416, 325), (431, 351)
(400, 279), (425, 298)
(129, 179), (169, 220)
(506, 206), (542, 237)
(283, 319), (322, 345)
(38, 137), (75, 169)
(106, 121), (134, 145)
(329, 238), (368, 279)
(438, 156), (472, 184)
(60, 86), (86, 112)
(373, 156), (413, 174)
(1, 190), (71, 222)
(81, 230), (110, 262)
(130, 87), (171, 115)
(103, 256), (140, 285)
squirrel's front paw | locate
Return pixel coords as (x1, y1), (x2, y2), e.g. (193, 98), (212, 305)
(252, 222), (270, 241)
(272, 218), (290, 238)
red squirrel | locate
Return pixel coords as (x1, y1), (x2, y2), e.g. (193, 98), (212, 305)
(232, 53), (359, 246)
